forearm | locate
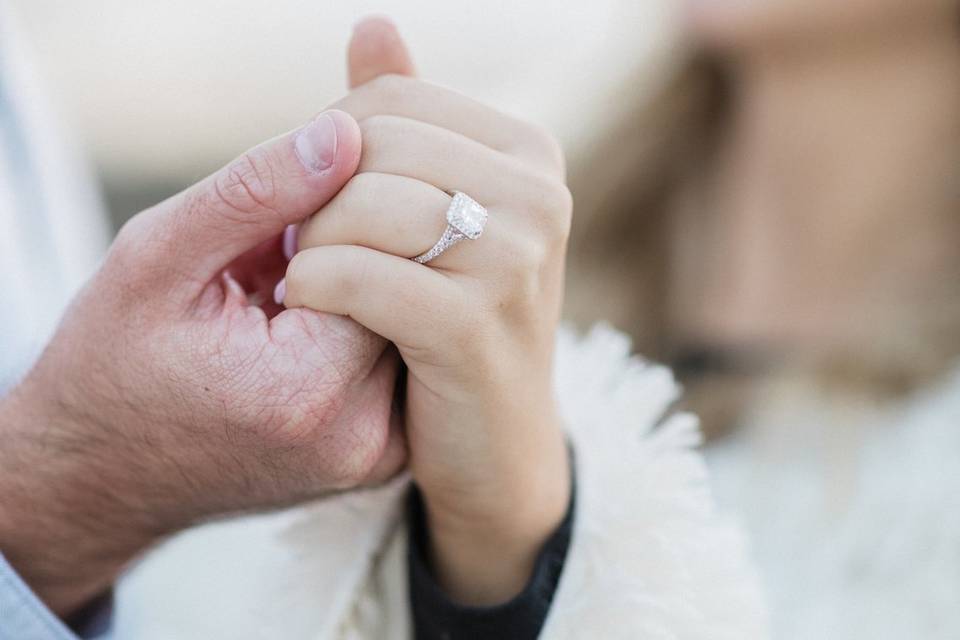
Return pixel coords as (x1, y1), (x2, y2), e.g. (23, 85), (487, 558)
(0, 384), (155, 618)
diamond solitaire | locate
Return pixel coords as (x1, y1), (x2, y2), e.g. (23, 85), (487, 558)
(447, 191), (487, 240)
(413, 191), (488, 264)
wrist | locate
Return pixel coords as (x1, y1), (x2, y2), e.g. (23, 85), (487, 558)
(0, 382), (159, 617)
(419, 421), (571, 606)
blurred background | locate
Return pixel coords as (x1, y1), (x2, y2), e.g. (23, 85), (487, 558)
(10, 0), (676, 227)
(8, 0), (960, 637)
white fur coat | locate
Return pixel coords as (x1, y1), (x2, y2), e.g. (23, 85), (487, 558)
(708, 367), (960, 640)
(113, 325), (768, 639)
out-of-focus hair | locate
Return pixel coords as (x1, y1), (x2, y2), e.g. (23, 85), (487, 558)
(564, 50), (960, 436)
(565, 54), (728, 360)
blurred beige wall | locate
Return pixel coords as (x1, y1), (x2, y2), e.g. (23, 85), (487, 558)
(11, 0), (682, 223)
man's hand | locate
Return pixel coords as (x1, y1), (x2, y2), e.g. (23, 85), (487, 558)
(0, 105), (408, 616)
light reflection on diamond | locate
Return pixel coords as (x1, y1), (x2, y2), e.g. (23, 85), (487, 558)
(447, 192), (487, 239)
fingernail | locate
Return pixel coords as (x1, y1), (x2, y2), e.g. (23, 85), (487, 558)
(295, 112), (338, 174)
(273, 278), (287, 306)
(282, 224), (299, 260)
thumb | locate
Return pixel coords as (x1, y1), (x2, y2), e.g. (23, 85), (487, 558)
(348, 16), (416, 89)
(123, 109), (361, 297)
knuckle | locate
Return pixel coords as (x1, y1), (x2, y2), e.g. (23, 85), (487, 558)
(501, 273), (542, 326)
(109, 215), (146, 265)
(214, 151), (278, 216)
(524, 174), (574, 242)
(249, 396), (345, 463)
(106, 210), (162, 279)
(514, 236), (550, 274)
(520, 122), (567, 177)
(365, 72), (410, 102)
(491, 238), (553, 311)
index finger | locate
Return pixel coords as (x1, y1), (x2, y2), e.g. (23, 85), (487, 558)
(348, 16), (417, 88)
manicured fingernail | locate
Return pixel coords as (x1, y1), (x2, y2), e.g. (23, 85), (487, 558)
(273, 278), (286, 305)
(282, 224), (299, 260)
(295, 112), (338, 174)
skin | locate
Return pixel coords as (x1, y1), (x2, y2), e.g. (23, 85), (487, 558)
(671, 0), (960, 360)
(0, 34), (402, 619)
(0, 17), (570, 617)
(286, 18), (572, 606)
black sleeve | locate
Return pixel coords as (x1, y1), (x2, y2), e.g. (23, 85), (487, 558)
(406, 477), (575, 640)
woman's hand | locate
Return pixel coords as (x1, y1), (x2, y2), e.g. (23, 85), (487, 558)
(282, 20), (573, 606)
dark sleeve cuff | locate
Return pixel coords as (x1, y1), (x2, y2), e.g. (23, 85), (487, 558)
(406, 472), (575, 640)
(67, 590), (114, 639)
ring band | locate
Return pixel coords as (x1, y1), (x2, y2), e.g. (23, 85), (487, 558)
(413, 191), (488, 265)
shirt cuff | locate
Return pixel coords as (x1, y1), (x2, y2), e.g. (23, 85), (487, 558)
(0, 552), (113, 640)
(406, 473), (575, 640)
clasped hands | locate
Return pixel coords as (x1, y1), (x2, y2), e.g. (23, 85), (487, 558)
(0, 18), (571, 617)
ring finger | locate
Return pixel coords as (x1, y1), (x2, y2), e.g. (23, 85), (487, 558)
(298, 171), (509, 271)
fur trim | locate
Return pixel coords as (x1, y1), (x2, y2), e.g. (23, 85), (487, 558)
(114, 479), (409, 638)
(709, 367), (960, 639)
(115, 324), (767, 638)
(540, 325), (768, 639)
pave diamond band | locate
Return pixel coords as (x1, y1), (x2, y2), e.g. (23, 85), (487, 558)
(412, 225), (467, 265)
(413, 191), (488, 265)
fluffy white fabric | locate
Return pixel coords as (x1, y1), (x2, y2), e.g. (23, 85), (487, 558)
(115, 325), (767, 639)
(709, 367), (960, 640)
(540, 326), (767, 639)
